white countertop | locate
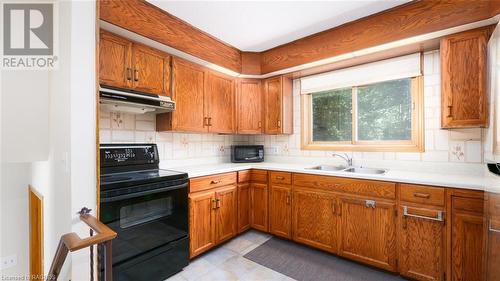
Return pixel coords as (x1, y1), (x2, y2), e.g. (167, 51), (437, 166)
(161, 161), (491, 191)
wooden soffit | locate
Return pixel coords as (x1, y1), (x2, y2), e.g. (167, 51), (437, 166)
(100, 0), (500, 76)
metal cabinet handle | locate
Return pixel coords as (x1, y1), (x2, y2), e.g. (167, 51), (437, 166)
(276, 176), (285, 180)
(133, 69), (139, 82)
(216, 198), (221, 208)
(365, 200), (376, 208)
(208, 117), (212, 126)
(413, 192), (430, 199)
(403, 206), (444, 222)
(210, 180), (221, 184)
(489, 220), (500, 233)
(277, 120), (281, 128)
(204, 117), (209, 127)
(212, 199), (217, 209)
(447, 105), (452, 118)
(126, 68), (132, 81)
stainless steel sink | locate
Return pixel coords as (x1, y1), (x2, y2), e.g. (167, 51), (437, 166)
(307, 165), (346, 171)
(343, 167), (386, 174)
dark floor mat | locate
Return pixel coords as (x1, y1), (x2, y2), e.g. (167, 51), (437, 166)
(244, 237), (406, 281)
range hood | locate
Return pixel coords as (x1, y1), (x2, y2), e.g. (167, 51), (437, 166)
(99, 86), (175, 114)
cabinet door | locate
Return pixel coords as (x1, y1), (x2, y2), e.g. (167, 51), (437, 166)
(99, 30), (132, 89)
(292, 188), (338, 253)
(451, 212), (485, 281)
(237, 183), (251, 233)
(132, 44), (170, 96)
(215, 185), (237, 243)
(170, 58), (207, 132)
(269, 185), (291, 239)
(400, 206), (445, 281)
(237, 79), (263, 134)
(206, 71), (235, 133)
(339, 197), (397, 271)
(250, 183), (268, 232)
(441, 27), (489, 128)
(264, 77), (282, 134)
(487, 219), (500, 281)
(189, 190), (216, 258)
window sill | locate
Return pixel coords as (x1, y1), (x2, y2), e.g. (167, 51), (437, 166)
(301, 142), (424, 152)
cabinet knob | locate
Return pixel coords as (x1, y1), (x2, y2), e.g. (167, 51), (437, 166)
(210, 180), (221, 184)
(133, 69), (139, 82)
(413, 192), (430, 199)
(126, 68), (132, 81)
(277, 120), (281, 128)
(447, 105), (453, 118)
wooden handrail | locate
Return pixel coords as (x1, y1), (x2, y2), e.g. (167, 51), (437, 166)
(48, 209), (116, 281)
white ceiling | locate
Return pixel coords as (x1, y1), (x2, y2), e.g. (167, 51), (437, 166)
(147, 0), (411, 52)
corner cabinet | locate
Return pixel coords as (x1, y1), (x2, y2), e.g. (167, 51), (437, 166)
(440, 26), (491, 128)
(99, 30), (170, 96)
(237, 79), (263, 134)
(263, 76), (293, 134)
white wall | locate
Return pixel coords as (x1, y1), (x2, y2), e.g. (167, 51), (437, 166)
(1, 1), (97, 280)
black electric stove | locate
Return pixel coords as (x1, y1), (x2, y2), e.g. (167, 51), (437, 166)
(99, 144), (189, 281)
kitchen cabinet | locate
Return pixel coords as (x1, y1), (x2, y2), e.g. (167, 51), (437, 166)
(157, 58), (207, 132)
(99, 30), (170, 96)
(399, 205), (445, 281)
(131, 44), (170, 96)
(263, 75), (293, 134)
(292, 187), (338, 253)
(338, 196), (397, 272)
(189, 190), (216, 258)
(206, 71), (235, 134)
(99, 30), (132, 89)
(441, 26), (491, 128)
(487, 193), (500, 281)
(188, 173), (237, 258)
(237, 170), (251, 233)
(269, 184), (292, 239)
(399, 184), (446, 281)
(250, 183), (268, 232)
(237, 79), (263, 134)
(450, 194), (485, 281)
(215, 185), (237, 243)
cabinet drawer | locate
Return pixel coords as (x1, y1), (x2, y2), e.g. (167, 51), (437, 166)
(190, 172), (237, 193)
(250, 169), (268, 183)
(293, 173), (395, 199)
(453, 196), (484, 214)
(238, 170), (251, 183)
(270, 171), (291, 185)
(400, 184), (445, 206)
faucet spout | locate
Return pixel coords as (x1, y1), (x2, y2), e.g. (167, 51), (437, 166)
(332, 153), (353, 166)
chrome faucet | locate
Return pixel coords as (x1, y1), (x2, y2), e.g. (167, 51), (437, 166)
(332, 153), (353, 167)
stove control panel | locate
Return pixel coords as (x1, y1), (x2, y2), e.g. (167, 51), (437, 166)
(100, 144), (158, 168)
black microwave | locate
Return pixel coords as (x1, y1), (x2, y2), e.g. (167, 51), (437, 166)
(231, 145), (264, 163)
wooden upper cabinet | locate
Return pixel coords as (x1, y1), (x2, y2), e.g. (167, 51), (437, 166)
(237, 79), (263, 134)
(399, 205), (445, 281)
(157, 58), (207, 132)
(441, 27), (491, 128)
(99, 30), (132, 89)
(189, 190), (216, 258)
(264, 76), (293, 134)
(338, 196), (397, 272)
(292, 187), (338, 253)
(206, 71), (235, 134)
(269, 185), (292, 239)
(132, 44), (170, 96)
(215, 185), (237, 243)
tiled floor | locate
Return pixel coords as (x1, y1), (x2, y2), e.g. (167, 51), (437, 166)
(166, 230), (296, 281)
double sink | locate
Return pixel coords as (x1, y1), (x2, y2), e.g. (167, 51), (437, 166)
(307, 165), (386, 175)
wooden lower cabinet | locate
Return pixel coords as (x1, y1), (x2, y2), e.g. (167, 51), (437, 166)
(189, 190), (216, 258)
(338, 196), (397, 272)
(269, 185), (291, 238)
(215, 185), (237, 243)
(399, 205), (445, 281)
(292, 187), (338, 253)
(189, 185), (237, 258)
(451, 211), (485, 281)
(237, 182), (251, 233)
(250, 183), (268, 232)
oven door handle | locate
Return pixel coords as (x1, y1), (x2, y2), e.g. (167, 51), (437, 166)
(101, 182), (188, 203)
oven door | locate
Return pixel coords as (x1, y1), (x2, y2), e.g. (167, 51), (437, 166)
(99, 180), (188, 270)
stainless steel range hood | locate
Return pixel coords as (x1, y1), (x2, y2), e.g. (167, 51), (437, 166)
(99, 86), (175, 114)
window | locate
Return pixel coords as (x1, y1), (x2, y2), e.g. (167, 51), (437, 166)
(302, 77), (423, 152)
